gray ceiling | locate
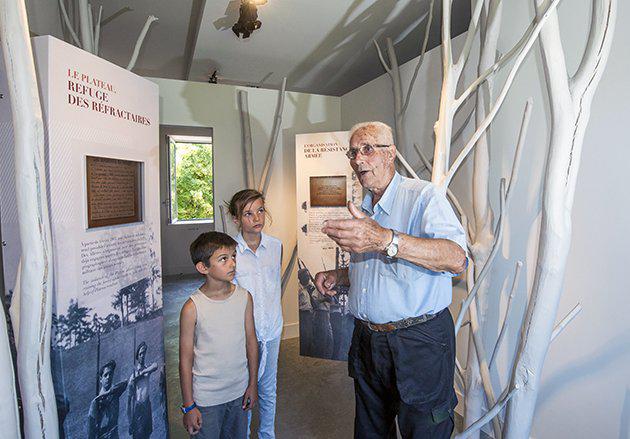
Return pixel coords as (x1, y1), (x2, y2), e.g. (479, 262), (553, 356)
(26, 0), (470, 96)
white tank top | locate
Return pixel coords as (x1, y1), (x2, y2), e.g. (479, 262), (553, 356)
(190, 285), (249, 406)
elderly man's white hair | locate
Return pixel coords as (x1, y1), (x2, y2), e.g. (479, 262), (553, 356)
(349, 121), (394, 145)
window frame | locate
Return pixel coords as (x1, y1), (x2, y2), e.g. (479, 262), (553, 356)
(160, 126), (215, 227)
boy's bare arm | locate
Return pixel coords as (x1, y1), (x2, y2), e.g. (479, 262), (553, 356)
(243, 292), (258, 410)
(179, 299), (202, 434)
(179, 299), (196, 406)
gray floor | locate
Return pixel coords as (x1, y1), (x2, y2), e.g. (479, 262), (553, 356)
(163, 275), (465, 439)
(163, 275), (355, 439)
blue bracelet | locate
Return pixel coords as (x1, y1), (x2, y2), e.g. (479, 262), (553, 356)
(181, 402), (197, 414)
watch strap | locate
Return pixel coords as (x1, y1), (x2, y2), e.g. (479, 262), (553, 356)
(181, 402), (197, 414)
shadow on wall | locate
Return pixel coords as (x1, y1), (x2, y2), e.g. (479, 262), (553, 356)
(536, 334), (630, 413)
(288, 0), (455, 96)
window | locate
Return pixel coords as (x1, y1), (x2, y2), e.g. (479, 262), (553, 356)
(167, 135), (214, 224)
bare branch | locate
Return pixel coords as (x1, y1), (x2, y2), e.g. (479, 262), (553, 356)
(401, 0), (435, 114)
(238, 90), (256, 188)
(396, 150), (421, 180)
(126, 15), (158, 71)
(455, 179), (507, 334)
(456, 21), (535, 108)
(87, 3), (95, 54)
(219, 205), (228, 233)
(455, 357), (466, 386)
(443, 0), (562, 187)
(281, 245), (298, 297)
(101, 6), (133, 27)
(465, 253), (502, 438)
(506, 99), (533, 202)
(551, 303), (582, 342)
(451, 102), (475, 145)
(454, 386), (519, 439)
(373, 39), (392, 75)
(490, 261), (523, 368)
(454, 0), (486, 71)
(406, 145), (465, 220)
(94, 5), (103, 55)
(469, 299), (503, 438)
(413, 142), (433, 173)
(58, 0), (81, 46)
(570, 0), (615, 98)
(78, 0), (93, 52)
(441, 0), (453, 68)
(258, 77), (287, 194)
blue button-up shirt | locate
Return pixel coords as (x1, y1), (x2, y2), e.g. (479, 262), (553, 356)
(233, 232), (283, 342)
(348, 172), (467, 324)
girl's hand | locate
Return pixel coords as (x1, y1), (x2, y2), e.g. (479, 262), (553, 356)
(242, 384), (258, 410)
(183, 407), (202, 435)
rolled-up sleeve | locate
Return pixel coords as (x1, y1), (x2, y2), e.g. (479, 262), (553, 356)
(411, 184), (468, 274)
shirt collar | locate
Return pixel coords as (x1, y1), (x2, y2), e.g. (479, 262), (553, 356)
(361, 172), (401, 216)
(235, 232), (268, 254)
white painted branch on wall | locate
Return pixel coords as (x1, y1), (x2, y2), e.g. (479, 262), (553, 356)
(126, 15), (158, 71)
(258, 77), (287, 195)
(489, 261), (522, 368)
(0, 0), (59, 437)
(551, 303), (582, 342)
(374, 0), (434, 155)
(238, 90), (256, 188)
(58, 0), (81, 46)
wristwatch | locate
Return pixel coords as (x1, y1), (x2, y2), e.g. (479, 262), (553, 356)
(181, 402), (197, 414)
(384, 229), (399, 259)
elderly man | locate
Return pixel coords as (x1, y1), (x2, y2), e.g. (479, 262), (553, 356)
(316, 121), (467, 439)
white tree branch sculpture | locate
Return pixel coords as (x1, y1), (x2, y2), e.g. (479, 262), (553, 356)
(57, 1), (158, 70)
(258, 78), (287, 194)
(0, 0), (59, 437)
(238, 90), (256, 188)
(373, 0), (435, 155)
(503, 4), (616, 436)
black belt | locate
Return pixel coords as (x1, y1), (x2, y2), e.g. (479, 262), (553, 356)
(359, 310), (442, 333)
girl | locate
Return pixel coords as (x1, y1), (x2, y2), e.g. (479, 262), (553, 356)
(228, 189), (283, 439)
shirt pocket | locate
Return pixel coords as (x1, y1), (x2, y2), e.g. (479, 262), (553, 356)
(382, 257), (428, 282)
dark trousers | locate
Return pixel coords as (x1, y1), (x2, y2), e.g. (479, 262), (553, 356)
(348, 309), (457, 439)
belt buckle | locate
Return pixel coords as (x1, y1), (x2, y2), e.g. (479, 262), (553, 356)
(367, 322), (395, 332)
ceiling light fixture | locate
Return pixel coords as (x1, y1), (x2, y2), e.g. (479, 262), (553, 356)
(232, 0), (267, 39)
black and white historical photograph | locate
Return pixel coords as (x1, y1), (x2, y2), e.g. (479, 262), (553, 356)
(51, 278), (168, 439)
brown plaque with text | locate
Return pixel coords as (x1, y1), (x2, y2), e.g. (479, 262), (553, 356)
(86, 156), (142, 228)
(309, 175), (347, 207)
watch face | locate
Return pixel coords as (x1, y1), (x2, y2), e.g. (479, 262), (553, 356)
(387, 244), (397, 257)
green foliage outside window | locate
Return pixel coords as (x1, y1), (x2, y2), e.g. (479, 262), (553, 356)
(169, 140), (214, 222)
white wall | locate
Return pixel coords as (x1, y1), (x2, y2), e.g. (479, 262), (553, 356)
(149, 77), (341, 339)
(341, 3), (630, 438)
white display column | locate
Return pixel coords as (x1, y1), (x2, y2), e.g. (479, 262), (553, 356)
(1, 36), (168, 438)
(294, 131), (361, 361)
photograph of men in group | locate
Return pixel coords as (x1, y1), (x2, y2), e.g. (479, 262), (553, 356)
(315, 121), (468, 439)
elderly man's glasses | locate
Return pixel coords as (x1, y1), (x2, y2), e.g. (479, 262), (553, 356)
(345, 144), (390, 160)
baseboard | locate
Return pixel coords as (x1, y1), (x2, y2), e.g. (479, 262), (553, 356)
(281, 322), (299, 340)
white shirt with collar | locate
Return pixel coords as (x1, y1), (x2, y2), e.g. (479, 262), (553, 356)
(233, 232), (283, 342)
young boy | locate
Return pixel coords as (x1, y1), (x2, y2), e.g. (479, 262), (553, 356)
(179, 232), (258, 438)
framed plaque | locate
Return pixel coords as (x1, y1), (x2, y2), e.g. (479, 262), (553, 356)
(86, 155), (142, 228)
(309, 175), (347, 207)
